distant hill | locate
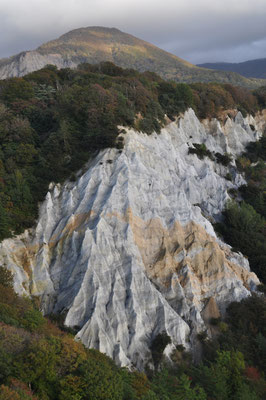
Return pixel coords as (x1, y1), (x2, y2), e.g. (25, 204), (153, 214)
(198, 58), (266, 79)
(0, 26), (265, 87)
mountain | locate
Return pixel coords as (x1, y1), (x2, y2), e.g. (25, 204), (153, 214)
(198, 58), (266, 79)
(0, 26), (264, 87)
(0, 108), (263, 369)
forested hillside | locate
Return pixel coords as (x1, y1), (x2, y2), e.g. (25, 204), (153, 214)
(0, 62), (265, 243)
(215, 135), (266, 285)
(0, 62), (266, 399)
(0, 266), (265, 399)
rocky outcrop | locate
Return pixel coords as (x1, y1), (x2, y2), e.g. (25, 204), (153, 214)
(0, 109), (262, 369)
(0, 51), (76, 79)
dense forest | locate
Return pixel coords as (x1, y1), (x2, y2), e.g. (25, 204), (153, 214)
(0, 266), (265, 399)
(0, 62), (266, 242)
(215, 136), (266, 286)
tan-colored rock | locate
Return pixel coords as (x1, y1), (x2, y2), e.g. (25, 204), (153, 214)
(202, 297), (220, 322)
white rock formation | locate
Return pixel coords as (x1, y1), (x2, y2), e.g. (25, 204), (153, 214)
(0, 109), (262, 369)
(0, 51), (76, 79)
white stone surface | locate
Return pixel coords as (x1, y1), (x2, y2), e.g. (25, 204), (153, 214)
(0, 51), (77, 79)
(0, 109), (262, 368)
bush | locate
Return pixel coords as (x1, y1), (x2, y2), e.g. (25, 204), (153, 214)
(188, 143), (214, 160)
(21, 308), (45, 332)
(151, 331), (171, 367)
(215, 152), (232, 166)
(225, 172), (232, 181)
(197, 331), (208, 342)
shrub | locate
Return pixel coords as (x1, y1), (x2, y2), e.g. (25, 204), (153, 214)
(151, 331), (171, 367)
(225, 172), (232, 181)
(197, 331), (208, 342)
(215, 152), (232, 166)
(188, 143), (214, 160)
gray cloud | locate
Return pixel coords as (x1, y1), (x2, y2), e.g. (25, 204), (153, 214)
(0, 0), (266, 64)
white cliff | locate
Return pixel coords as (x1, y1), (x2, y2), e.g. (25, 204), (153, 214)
(0, 51), (77, 80)
(0, 109), (262, 369)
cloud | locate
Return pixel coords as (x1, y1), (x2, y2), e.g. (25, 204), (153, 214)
(0, 0), (266, 63)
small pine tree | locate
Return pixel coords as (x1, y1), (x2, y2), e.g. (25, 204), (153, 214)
(0, 266), (13, 288)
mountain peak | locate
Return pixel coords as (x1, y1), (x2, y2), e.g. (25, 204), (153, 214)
(0, 26), (265, 87)
(54, 26), (126, 42)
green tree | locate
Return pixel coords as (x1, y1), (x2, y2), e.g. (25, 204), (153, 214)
(175, 374), (206, 400)
(0, 202), (10, 240)
(76, 351), (123, 400)
(224, 201), (264, 233)
(0, 78), (34, 105)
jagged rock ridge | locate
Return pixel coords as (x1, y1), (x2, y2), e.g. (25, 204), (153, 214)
(0, 109), (263, 369)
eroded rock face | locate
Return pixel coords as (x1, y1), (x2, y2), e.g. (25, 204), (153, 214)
(0, 109), (262, 368)
(0, 51), (76, 79)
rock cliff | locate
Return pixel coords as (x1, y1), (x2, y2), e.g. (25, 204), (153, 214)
(0, 51), (76, 79)
(0, 109), (263, 369)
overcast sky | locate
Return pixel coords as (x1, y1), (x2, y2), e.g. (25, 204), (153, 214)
(1, 0), (266, 64)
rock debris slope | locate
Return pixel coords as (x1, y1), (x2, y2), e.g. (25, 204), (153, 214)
(0, 109), (262, 369)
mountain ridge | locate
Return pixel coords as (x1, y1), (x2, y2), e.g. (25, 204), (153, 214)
(198, 57), (266, 79)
